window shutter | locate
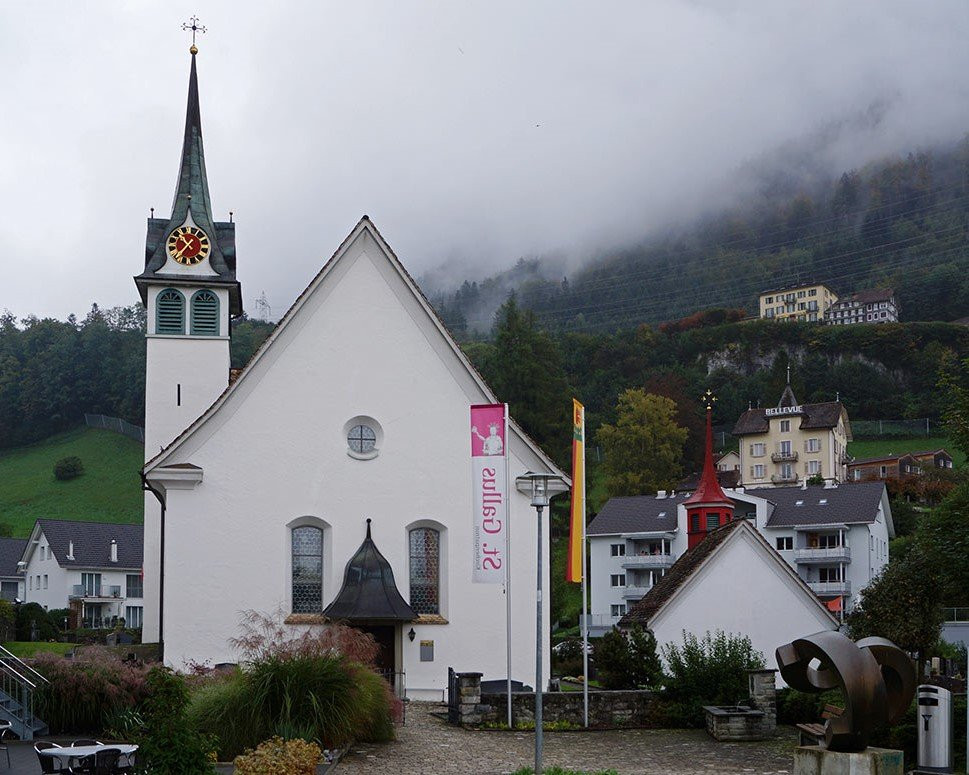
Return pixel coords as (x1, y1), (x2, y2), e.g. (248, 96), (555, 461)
(156, 289), (185, 334)
(191, 290), (220, 336)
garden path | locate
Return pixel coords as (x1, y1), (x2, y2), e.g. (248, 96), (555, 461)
(335, 702), (799, 775)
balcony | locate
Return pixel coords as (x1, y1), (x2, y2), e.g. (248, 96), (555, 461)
(622, 586), (652, 600)
(622, 554), (675, 570)
(771, 451), (798, 463)
(795, 546), (851, 563)
(771, 472), (799, 484)
(70, 584), (122, 600)
(807, 580), (851, 596)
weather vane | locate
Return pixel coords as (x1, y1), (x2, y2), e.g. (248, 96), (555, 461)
(700, 388), (717, 411)
(182, 15), (207, 53)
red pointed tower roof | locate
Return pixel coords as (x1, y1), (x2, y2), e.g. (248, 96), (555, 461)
(683, 390), (734, 508)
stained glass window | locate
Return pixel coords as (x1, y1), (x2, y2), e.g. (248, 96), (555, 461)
(409, 528), (440, 615)
(292, 526), (323, 613)
(347, 424), (377, 454)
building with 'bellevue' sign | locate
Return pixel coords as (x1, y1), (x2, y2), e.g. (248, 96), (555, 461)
(759, 283), (837, 322)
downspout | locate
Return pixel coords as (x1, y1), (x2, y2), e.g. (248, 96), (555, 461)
(141, 472), (166, 662)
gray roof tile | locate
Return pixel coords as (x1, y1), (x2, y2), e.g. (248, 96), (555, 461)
(751, 482), (886, 527)
(0, 539), (27, 578)
(37, 520), (143, 569)
(587, 494), (685, 535)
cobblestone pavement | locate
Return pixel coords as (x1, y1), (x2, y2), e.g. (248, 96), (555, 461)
(335, 703), (798, 775)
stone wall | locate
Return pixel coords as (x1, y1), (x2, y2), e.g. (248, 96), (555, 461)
(478, 689), (655, 728)
(748, 669), (777, 735)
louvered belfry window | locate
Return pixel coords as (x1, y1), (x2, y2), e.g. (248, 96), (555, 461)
(191, 290), (219, 336)
(409, 527), (440, 615)
(156, 289), (185, 335)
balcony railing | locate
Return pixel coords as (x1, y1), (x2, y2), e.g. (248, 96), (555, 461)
(771, 451), (798, 463)
(795, 547), (851, 563)
(771, 472), (799, 484)
(579, 614), (623, 630)
(622, 554), (675, 570)
(807, 580), (851, 596)
(70, 585), (122, 599)
(622, 586), (652, 600)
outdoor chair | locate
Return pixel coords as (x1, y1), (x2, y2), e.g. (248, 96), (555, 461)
(91, 748), (122, 775)
(34, 742), (64, 774)
(68, 740), (102, 773)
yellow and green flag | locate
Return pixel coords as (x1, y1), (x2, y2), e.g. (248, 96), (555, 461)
(566, 398), (585, 583)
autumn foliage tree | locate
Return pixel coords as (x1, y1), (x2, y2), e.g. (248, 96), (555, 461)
(597, 389), (688, 497)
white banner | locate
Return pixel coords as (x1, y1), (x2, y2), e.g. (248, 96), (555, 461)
(470, 404), (508, 584)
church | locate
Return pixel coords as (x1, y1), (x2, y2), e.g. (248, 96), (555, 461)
(135, 45), (566, 698)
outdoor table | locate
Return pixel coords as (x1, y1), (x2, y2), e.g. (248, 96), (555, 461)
(39, 743), (137, 767)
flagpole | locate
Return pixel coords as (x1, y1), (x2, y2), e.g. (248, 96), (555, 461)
(580, 405), (589, 728)
(504, 403), (513, 729)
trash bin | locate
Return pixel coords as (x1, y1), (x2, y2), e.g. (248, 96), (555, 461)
(916, 684), (953, 773)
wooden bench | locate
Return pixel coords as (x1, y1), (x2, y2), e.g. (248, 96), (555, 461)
(796, 704), (844, 746)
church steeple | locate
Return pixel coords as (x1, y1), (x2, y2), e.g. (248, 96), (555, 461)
(683, 389), (735, 548)
(135, 40), (241, 316)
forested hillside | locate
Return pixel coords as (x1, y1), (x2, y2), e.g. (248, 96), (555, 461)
(431, 139), (969, 333)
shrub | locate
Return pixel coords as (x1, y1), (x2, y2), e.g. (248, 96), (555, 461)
(0, 599), (15, 642)
(593, 626), (663, 690)
(661, 630), (765, 726)
(31, 646), (150, 733)
(53, 456), (85, 481)
(16, 602), (58, 641)
(551, 639), (585, 678)
(234, 737), (322, 775)
(134, 666), (215, 774)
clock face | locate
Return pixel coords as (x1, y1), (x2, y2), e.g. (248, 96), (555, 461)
(167, 226), (210, 265)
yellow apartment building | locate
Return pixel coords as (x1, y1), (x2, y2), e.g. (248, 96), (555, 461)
(733, 383), (852, 487)
(759, 283), (838, 322)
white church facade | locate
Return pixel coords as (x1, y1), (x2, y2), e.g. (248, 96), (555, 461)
(136, 50), (564, 699)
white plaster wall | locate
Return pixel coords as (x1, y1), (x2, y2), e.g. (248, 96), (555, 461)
(153, 233), (553, 696)
(589, 536), (622, 619)
(649, 530), (837, 676)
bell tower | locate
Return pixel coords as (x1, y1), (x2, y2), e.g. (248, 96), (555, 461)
(683, 390), (735, 549)
(136, 25), (241, 643)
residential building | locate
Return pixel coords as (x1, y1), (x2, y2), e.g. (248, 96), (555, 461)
(587, 480), (892, 633)
(19, 520), (144, 629)
(0, 539), (27, 602)
(911, 449), (954, 471)
(759, 283), (837, 323)
(716, 451), (741, 474)
(619, 519), (839, 674)
(847, 448), (954, 482)
(733, 382), (851, 487)
(137, 49), (566, 696)
(825, 288), (898, 326)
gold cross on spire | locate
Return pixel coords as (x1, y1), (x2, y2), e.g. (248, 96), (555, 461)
(182, 15), (207, 54)
(700, 389), (717, 411)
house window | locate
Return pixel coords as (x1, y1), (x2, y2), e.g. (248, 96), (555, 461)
(610, 544), (625, 557)
(780, 420), (791, 432)
(753, 464), (766, 478)
(190, 290), (220, 336)
(779, 440), (792, 456)
(853, 469), (862, 481)
(125, 606), (143, 629)
(610, 574), (626, 587)
(819, 567), (842, 582)
(780, 463), (794, 479)
(155, 288), (185, 335)
(751, 443), (766, 457)
(409, 527), (440, 615)
(807, 438), (821, 452)
(0, 582), (17, 601)
(610, 604), (625, 617)
(291, 526), (323, 613)
(818, 534), (841, 548)
(43, 575), (48, 590)
(776, 537), (793, 551)
(689, 513), (701, 532)
(879, 465), (887, 477)
(81, 573), (101, 596)
(808, 460), (821, 475)
(706, 512), (720, 530)
(126, 574), (143, 599)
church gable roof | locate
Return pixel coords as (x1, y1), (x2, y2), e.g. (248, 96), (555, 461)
(145, 216), (567, 479)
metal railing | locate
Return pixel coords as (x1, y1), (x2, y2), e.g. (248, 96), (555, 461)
(771, 451), (799, 462)
(84, 414), (145, 443)
(578, 614), (622, 630)
(622, 586), (651, 599)
(621, 554), (675, 569)
(70, 585), (122, 598)
(0, 644), (48, 740)
(771, 473), (799, 484)
(794, 547), (851, 562)
(807, 580), (851, 595)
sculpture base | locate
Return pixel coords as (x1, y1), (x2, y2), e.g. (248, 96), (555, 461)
(793, 746), (904, 775)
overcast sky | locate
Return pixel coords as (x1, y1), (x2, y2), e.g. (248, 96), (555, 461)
(3, 1), (969, 321)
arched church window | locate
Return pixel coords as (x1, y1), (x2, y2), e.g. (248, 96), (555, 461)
(190, 290), (219, 336)
(156, 289), (185, 335)
(409, 527), (440, 615)
(291, 526), (323, 613)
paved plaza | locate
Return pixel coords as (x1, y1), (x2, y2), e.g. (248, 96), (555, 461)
(335, 703), (799, 775)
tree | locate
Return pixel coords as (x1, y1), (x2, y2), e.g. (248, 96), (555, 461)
(846, 547), (943, 669)
(490, 295), (571, 464)
(597, 390), (688, 497)
(940, 353), (969, 459)
(915, 481), (969, 606)
(593, 626), (663, 690)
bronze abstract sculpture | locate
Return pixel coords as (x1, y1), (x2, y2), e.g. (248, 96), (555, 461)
(776, 631), (916, 752)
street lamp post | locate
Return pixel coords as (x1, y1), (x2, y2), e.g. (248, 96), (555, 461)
(516, 471), (564, 775)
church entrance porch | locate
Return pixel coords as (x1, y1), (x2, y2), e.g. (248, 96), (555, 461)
(357, 623), (398, 674)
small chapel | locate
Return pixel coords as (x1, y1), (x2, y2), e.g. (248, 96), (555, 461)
(136, 44), (565, 698)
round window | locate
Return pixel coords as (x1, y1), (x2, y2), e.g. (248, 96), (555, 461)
(347, 424), (377, 455)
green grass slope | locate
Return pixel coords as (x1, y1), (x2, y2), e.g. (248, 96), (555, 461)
(847, 436), (965, 468)
(0, 427), (144, 537)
